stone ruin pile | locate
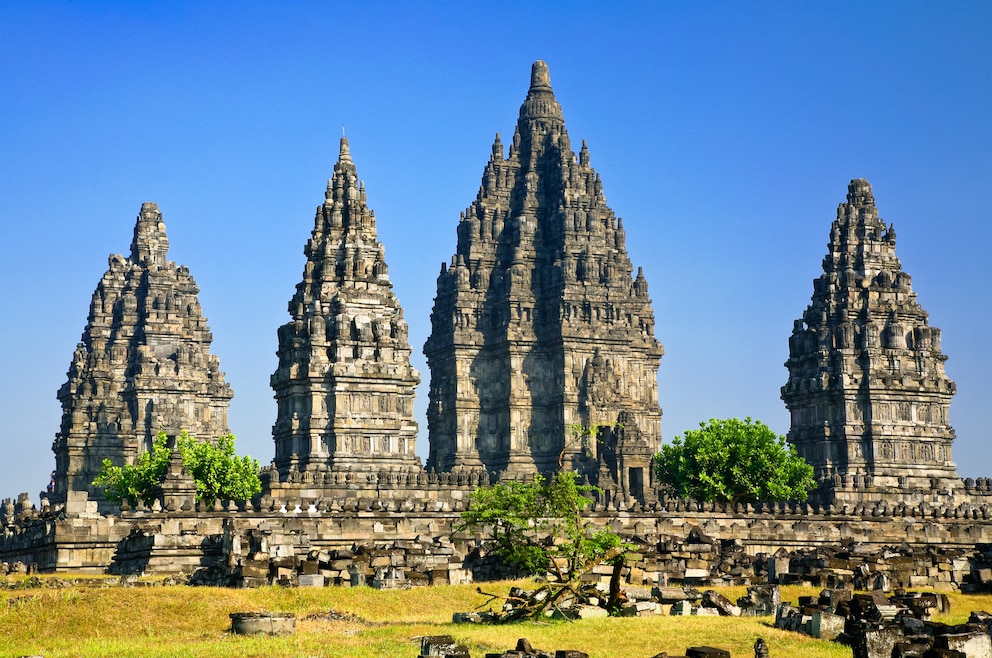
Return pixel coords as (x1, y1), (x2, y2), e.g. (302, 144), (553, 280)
(761, 542), (990, 593)
(419, 636), (749, 658)
(193, 530), (992, 594)
(455, 583), (779, 622)
(775, 588), (992, 657)
(188, 525), (478, 589)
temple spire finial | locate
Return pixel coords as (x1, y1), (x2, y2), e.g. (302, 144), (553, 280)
(339, 136), (351, 162)
(530, 60), (552, 91)
(130, 202), (170, 266)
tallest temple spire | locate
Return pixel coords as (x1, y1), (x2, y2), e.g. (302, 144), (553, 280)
(424, 62), (663, 499)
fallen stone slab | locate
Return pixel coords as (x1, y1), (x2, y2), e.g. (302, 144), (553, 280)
(933, 631), (992, 657)
(421, 634), (471, 657)
(702, 590), (741, 616)
(686, 647), (731, 658)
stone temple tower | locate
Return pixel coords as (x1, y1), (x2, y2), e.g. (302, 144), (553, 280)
(424, 61), (664, 492)
(782, 179), (959, 501)
(271, 138), (420, 477)
(54, 203), (233, 510)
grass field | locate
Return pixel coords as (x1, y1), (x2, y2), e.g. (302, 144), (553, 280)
(2, 578), (991, 658)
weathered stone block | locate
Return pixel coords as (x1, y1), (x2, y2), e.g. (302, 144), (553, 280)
(654, 586), (688, 602)
(702, 590), (741, 616)
(809, 611), (845, 640)
(297, 574), (325, 587)
(935, 632), (992, 657)
(420, 635), (470, 657)
(686, 648), (730, 658)
(240, 559), (269, 579)
(854, 627), (903, 658)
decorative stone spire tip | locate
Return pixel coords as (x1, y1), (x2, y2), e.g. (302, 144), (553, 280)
(339, 136), (352, 162)
(847, 178), (874, 205)
(130, 202), (170, 266)
(530, 60), (552, 91)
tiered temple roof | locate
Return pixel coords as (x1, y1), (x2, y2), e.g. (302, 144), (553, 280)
(782, 179), (959, 500)
(53, 203), (233, 510)
(424, 61), (664, 492)
(270, 138), (420, 476)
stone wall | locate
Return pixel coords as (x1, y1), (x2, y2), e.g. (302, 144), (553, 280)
(0, 492), (130, 573)
(10, 487), (992, 584)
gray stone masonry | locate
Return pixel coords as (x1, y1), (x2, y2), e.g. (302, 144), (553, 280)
(775, 587), (992, 658)
(14, 485), (992, 583)
(783, 179), (959, 503)
(53, 203), (232, 513)
(271, 137), (420, 477)
(424, 61), (663, 492)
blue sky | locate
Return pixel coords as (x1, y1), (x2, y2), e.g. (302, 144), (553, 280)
(1, 2), (990, 500)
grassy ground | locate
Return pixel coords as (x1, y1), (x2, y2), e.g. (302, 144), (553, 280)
(2, 579), (991, 658)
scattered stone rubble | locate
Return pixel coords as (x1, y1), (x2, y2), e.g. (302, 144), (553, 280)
(188, 521), (486, 588)
(455, 583), (777, 623)
(760, 542), (992, 593)
(182, 517), (992, 594)
(775, 587), (992, 657)
(419, 636), (745, 658)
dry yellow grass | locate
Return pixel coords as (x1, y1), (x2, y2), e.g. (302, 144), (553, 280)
(1, 579), (990, 658)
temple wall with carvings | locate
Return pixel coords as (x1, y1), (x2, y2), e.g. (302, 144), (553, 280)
(7, 488), (992, 584)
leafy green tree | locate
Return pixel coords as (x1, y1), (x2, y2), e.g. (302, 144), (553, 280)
(93, 430), (261, 505)
(460, 471), (627, 619)
(654, 417), (816, 504)
(176, 432), (262, 503)
(92, 434), (172, 506)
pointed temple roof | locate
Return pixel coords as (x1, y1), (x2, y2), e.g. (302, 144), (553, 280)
(783, 179), (959, 502)
(424, 61), (663, 486)
(271, 138), (420, 477)
(54, 203), (232, 511)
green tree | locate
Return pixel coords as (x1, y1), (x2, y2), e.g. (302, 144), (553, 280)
(460, 471), (627, 619)
(654, 417), (816, 505)
(93, 430), (261, 506)
(92, 434), (172, 506)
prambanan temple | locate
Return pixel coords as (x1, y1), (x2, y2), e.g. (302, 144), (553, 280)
(5, 61), (991, 577)
(782, 178), (960, 499)
(423, 61), (663, 492)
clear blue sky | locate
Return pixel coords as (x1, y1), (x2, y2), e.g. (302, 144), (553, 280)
(1, 2), (989, 500)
